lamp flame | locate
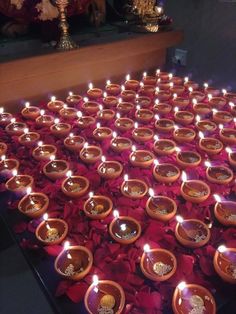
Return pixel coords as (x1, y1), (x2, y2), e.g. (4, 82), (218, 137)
(205, 160), (211, 168)
(64, 241), (70, 251)
(88, 82), (93, 90)
(144, 244), (150, 253)
(12, 169), (17, 176)
(176, 215), (184, 224)
(101, 156), (106, 163)
(25, 102), (30, 108)
(93, 275), (99, 286)
(192, 98), (197, 105)
(177, 281), (187, 291)
(113, 210), (119, 219)
(89, 191), (94, 198)
(198, 131), (204, 139)
(148, 188), (155, 198)
(51, 96), (56, 102)
(40, 109), (45, 116)
(106, 80), (111, 85)
(182, 171), (187, 182)
(124, 174), (128, 181)
(218, 245), (227, 253)
(155, 99), (159, 105)
(43, 213), (48, 221)
(226, 147), (232, 154)
(26, 187), (32, 195)
(112, 131), (117, 138)
(66, 170), (72, 178)
(213, 194), (221, 203)
(126, 74), (130, 81)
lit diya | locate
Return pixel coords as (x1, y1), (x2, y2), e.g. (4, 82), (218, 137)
(229, 102), (236, 115)
(209, 96), (226, 109)
(5, 119), (27, 136)
(153, 101), (172, 115)
(226, 147), (236, 168)
(173, 127), (196, 143)
(64, 134), (85, 153)
(84, 192), (113, 219)
(18, 129), (40, 147)
(129, 146), (154, 168)
(135, 95), (151, 108)
(18, 187), (49, 218)
(171, 76), (183, 85)
(172, 282), (216, 314)
(205, 162), (233, 185)
(132, 123), (154, 143)
(93, 123), (112, 141)
(120, 89), (136, 102)
(204, 84), (220, 97)
(116, 101), (134, 113)
(102, 95), (118, 108)
(82, 98), (100, 114)
(214, 194), (236, 226)
(170, 85), (185, 96)
(124, 75), (140, 91)
(110, 135), (132, 153)
(76, 113), (96, 129)
(59, 106), (78, 120)
(140, 245), (177, 281)
(54, 242), (93, 281)
(97, 109), (115, 121)
(153, 137), (176, 156)
(174, 109), (194, 126)
(176, 150), (201, 168)
(212, 110), (233, 124)
(198, 132), (223, 155)
(32, 142), (57, 161)
(43, 156), (69, 181)
(219, 122), (234, 143)
(61, 171), (89, 198)
(189, 91), (205, 102)
(50, 118), (71, 138)
(142, 73), (157, 85)
(35, 110), (54, 127)
(172, 97), (190, 109)
(35, 213), (68, 245)
(196, 119), (217, 133)
(146, 189), (177, 221)
(135, 107), (154, 123)
(155, 117), (175, 133)
(155, 90), (171, 101)
(115, 116), (134, 132)
(105, 80), (121, 96)
(213, 245), (236, 284)
(175, 216), (210, 248)
(66, 92), (82, 105)
(0, 156), (19, 179)
(84, 275), (125, 314)
(180, 171), (210, 203)
(97, 156), (123, 179)
(192, 102), (211, 115)
(0, 142), (7, 157)
(153, 160), (180, 184)
(109, 210), (141, 244)
(156, 71), (169, 81)
(139, 84), (155, 97)
(0, 108), (13, 126)
(87, 83), (103, 100)
(184, 79), (199, 90)
(121, 174), (148, 199)
(80, 143), (102, 164)
(157, 81), (170, 91)
(225, 92), (236, 103)
(6, 171), (34, 196)
(47, 96), (64, 112)
(21, 102), (40, 120)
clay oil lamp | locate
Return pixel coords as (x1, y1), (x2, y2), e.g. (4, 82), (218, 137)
(175, 215), (210, 248)
(171, 76), (183, 85)
(172, 281), (216, 314)
(129, 145), (154, 168)
(59, 105), (77, 120)
(35, 213), (68, 245)
(156, 70), (169, 81)
(173, 126), (196, 143)
(76, 111), (96, 129)
(64, 133), (85, 153)
(205, 161), (233, 185)
(226, 147), (236, 168)
(195, 116), (217, 133)
(209, 96), (226, 110)
(80, 142), (102, 164)
(212, 109), (233, 124)
(0, 155), (19, 179)
(135, 105), (154, 123)
(43, 155), (69, 181)
(81, 97), (100, 114)
(157, 80), (170, 91)
(176, 148), (201, 168)
(180, 171), (210, 203)
(35, 110), (54, 127)
(135, 95), (151, 108)
(204, 83), (220, 97)
(93, 122), (112, 141)
(124, 74), (140, 91)
(229, 102), (236, 116)
(6, 170), (34, 196)
(170, 83), (185, 96)
(105, 80), (121, 96)
(140, 244), (177, 281)
(83, 191), (113, 219)
(155, 88), (171, 101)
(18, 187), (49, 218)
(142, 72), (157, 85)
(153, 100), (172, 115)
(50, 118), (71, 138)
(184, 77), (199, 90)
(109, 210), (141, 244)
(172, 95), (190, 110)
(155, 115), (175, 133)
(0, 142), (7, 157)
(84, 275), (125, 314)
(192, 99), (211, 115)
(61, 171), (89, 198)
(224, 91), (236, 103)
(198, 131), (223, 155)
(87, 82), (103, 100)
(97, 156), (123, 179)
(116, 99), (134, 114)
(32, 141), (57, 161)
(213, 245), (236, 284)
(97, 106), (115, 122)
(121, 174), (148, 199)
(0, 107), (13, 126)
(146, 188), (177, 221)
(47, 96), (64, 112)
(102, 93), (118, 108)
(153, 159), (180, 184)
(18, 128), (40, 147)
(55, 241), (93, 281)
(132, 122), (154, 143)
(214, 194), (236, 226)
(110, 132), (132, 153)
(174, 107), (194, 125)
(139, 82), (155, 97)
(21, 102), (40, 120)
(66, 92), (82, 106)
(115, 113), (134, 132)
(153, 136), (176, 156)
(120, 86), (136, 102)
(189, 90), (205, 102)
(5, 118), (27, 136)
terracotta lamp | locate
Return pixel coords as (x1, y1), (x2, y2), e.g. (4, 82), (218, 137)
(193, 102), (211, 115)
(97, 156), (123, 179)
(172, 97), (190, 109)
(172, 282), (216, 314)
(61, 172), (89, 198)
(102, 95), (118, 108)
(66, 93), (82, 105)
(84, 275), (125, 314)
(35, 213), (68, 245)
(82, 99), (100, 114)
(213, 245), (236, 284)
(135, 107), (154, 123)
(173, 127), (196, 143)
(184, 80), (199, 90)
(36, 111), (54, 127)
(129, 147), (154, 168)
(140, 245), (177, 281)
(97, 109), (115, 121)
(135, 96), (151, 108)
(139, 84), (155, 97)
(170, 85), (185, 96)
(174, 110), (194, 126)
(6, 172), (34, 196)
(153, 138), (176, 156)
(114, 117), (134, 132)
(205, 162), (233, 185)
(124, 75), (140, 91)
(32, 142), (57, 161)
(87, 83), (103, 100)
(214, 194), (236, 227)
(155, 118), (175, 133)
(105, 80), (121, 96)
(204, 85), (220, 97)
(43, 157), (69, 181)
(80, 143), (102, 164)
(110, 135), (132, 153)
(47, 96), (64, 112)
(109, 210), (141, 245)
(153, 160), (180, 184)
(64, 134), (85, 153)
(54, 242), (93, 281)
(0, 108), (13, 126)
(120, 89), (136, 102)
(132, 124), (154, 143)
(116, 101), (134, 114)
(121, 174), (148, 199)
(209, 97), (226, 110)
(226, 147), (236, 168)
(59, 107), (78, 120)
(155, 90), (171, 102)
(18, 130), (40, 147)
(5, 119), (27, 136)
(212, 110), (233, 124)
(83, 192), (113, 220)
(93, 123), (112, 141)
(219, 128), (236, 145)
(142, 74), (157, 85)
(76, 114), (96, 129)
(189, 91), (205, 102)
(198, 133), (223, 155)
(0, 156), (19, 179)
(196, 119), (217, 133)
(153, 102), (172, 115)
(0, 142), (7, 157)
(21, 102), (40, 120)
(50, 119), (71, 138)
(176, 150), (201, 168)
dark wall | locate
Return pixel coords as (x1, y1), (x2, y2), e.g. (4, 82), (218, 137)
(165, 0), (236, 90)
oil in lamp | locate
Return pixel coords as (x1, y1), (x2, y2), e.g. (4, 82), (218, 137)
(5, 118), (27, 136)
(32, 141), (57, 161)
(6, 170), (34, 196)
(21, 101), (40, 120)
(0, 155), (19, 179)
(50, 118), (71, 138)
(18, 128), (40, 147)
(36, 109), (54, 127)
(213, 245), (236, 284)
(87, 82), (103, 100)
(198, 131), (223, 155)
(129, 145), (154, 168)
(43, 155), (69, 181)
(110, 132), (132, 153)
(0, 107), (13, 126)
(47, 96), (64, 112)
(153, 159), (180, 184)
(61, 170), (89, 198)
(132, 122), (154, 143)
(213, 194), (236, 226)
(205, 160), (233, 185)
(59, 104), (77, 120)
(226, 147), (236, 167)
(121, 174), (148, 199)
(66, 91), (82, 105)
(97, 156), (123, 179)
(93, 122), (113, 141)
(83, 191), (113, 220)
(124, 74), (140, 91)
(80, 142), (102, 164)
(105, 79), (121, 96)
